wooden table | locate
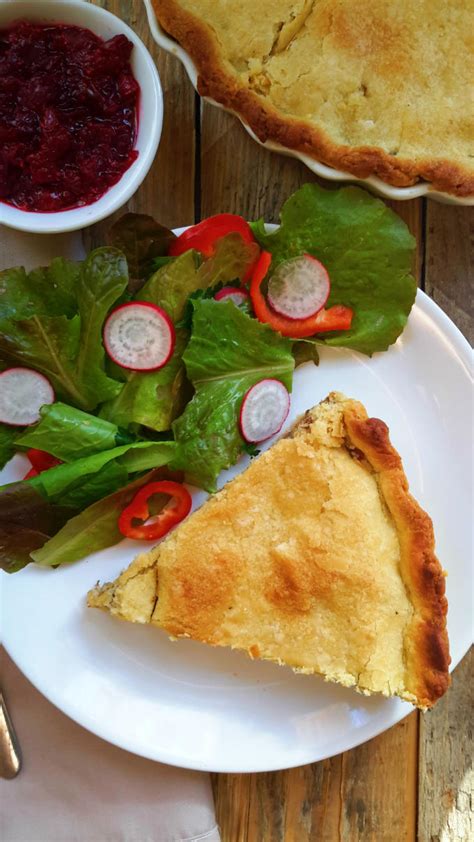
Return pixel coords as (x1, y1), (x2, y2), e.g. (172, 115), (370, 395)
(90, 4), (473, 840)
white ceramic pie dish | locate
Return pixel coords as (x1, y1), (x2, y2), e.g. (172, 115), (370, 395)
(0, 0), (163, 234)
(144, 0), (473, 207)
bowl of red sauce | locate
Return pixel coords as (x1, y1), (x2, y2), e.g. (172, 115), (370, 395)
(0, 0), (163, 233)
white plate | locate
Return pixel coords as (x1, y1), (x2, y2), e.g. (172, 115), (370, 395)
(1, 287), (472, 772)
(143, 0), (474, 207)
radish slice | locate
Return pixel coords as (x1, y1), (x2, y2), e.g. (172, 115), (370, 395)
(214, 286), (250, 306)
(240, 379), (290, 443)
(0, 368), (55, 426)
(103, 302), (175, 371)
(267, 254), (330, 320)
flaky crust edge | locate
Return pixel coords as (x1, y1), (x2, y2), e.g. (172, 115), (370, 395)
(153, 0), (474, 197)
(341, 398), (451, 708)
(88, 393), (451, 709)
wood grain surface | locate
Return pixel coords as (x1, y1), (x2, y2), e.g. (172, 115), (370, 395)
(88, 4), (473, 840)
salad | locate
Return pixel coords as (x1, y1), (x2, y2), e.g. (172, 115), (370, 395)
(0, 184), (416, 573)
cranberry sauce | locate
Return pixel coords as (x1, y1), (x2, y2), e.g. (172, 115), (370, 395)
(0, 21), (140, 212)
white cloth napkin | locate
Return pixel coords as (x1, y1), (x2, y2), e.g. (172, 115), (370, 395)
(0, 227), (220, 842)
(0, 651), (220, 842)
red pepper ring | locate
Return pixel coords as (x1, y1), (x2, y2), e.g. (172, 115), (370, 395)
(118, 480), (192, 541)
(249, 251), (354, 338)
(169, 213), (255, 258)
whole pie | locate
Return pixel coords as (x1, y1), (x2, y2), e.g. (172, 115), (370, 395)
(153, 0), (474, 196)
(88, 393), (450, 709)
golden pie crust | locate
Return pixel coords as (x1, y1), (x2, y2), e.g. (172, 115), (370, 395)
(153, 0), (474, 196)
(88, 393), (450, 709)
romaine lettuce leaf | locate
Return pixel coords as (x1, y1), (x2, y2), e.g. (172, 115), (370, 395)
(0, 438), (174, 515)
(0, 449), (178, 572)
(57, 460), (129, 509)
(251, 184), (417, 355)
(170, 298), (294, 491)
(16, 403), (133, 462)
(25, 440), (176, 506)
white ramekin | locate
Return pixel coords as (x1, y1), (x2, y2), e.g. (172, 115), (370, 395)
(0, 0), (163, 233)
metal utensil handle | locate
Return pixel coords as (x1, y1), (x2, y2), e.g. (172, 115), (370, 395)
(0, 691), (22, 779)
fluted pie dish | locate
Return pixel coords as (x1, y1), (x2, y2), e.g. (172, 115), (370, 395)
(146, 0), (474, 203)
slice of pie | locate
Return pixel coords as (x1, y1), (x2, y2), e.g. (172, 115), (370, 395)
(88, 392), (450, 708)
(153, 0), (474, 197)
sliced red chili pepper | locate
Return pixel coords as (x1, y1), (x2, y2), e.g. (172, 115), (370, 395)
(249, 251), (353, 337)
(23, 448), (62, 479)
(118, 480), (192, 541)
(169, 213), (256, 258)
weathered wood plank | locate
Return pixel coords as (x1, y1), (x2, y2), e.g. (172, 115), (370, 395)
(424, 203), (473, 342)
(84, 0), (195, 252)
(249, 756), (343, 842)
(211, 773), (252, 842)
(200, 104), (318, 221)
(418, 649), (473, 842)
(338, 712), (419, 842)
(213, 715), (419, 842)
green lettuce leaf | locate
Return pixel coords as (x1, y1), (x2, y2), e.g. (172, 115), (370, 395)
(170, 299), (294, 491)
(0, 258), (80, 321)
(25, 440), (176, 506)
(251, 184), (417, 355)
(139, 250), (202, 314)
(195, 232), (259, 289)
(292, 340), (320, 367)
(0, 248), (127, 410)
(150, 256), (175, 273)
(73, 248), (129, 405)
(16, 403), (133, 462)
(0, 450), (178, 572)
(0, 424), (17, 470)
(57, 460), (129, 509)
(31, 468), (180, 568)
(0, 312), (85, 404)
(176, 278), (250, 331)
(100, 234), (261, 433)
(99, 251), (202, 431)
(140, 233), (257, 317)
